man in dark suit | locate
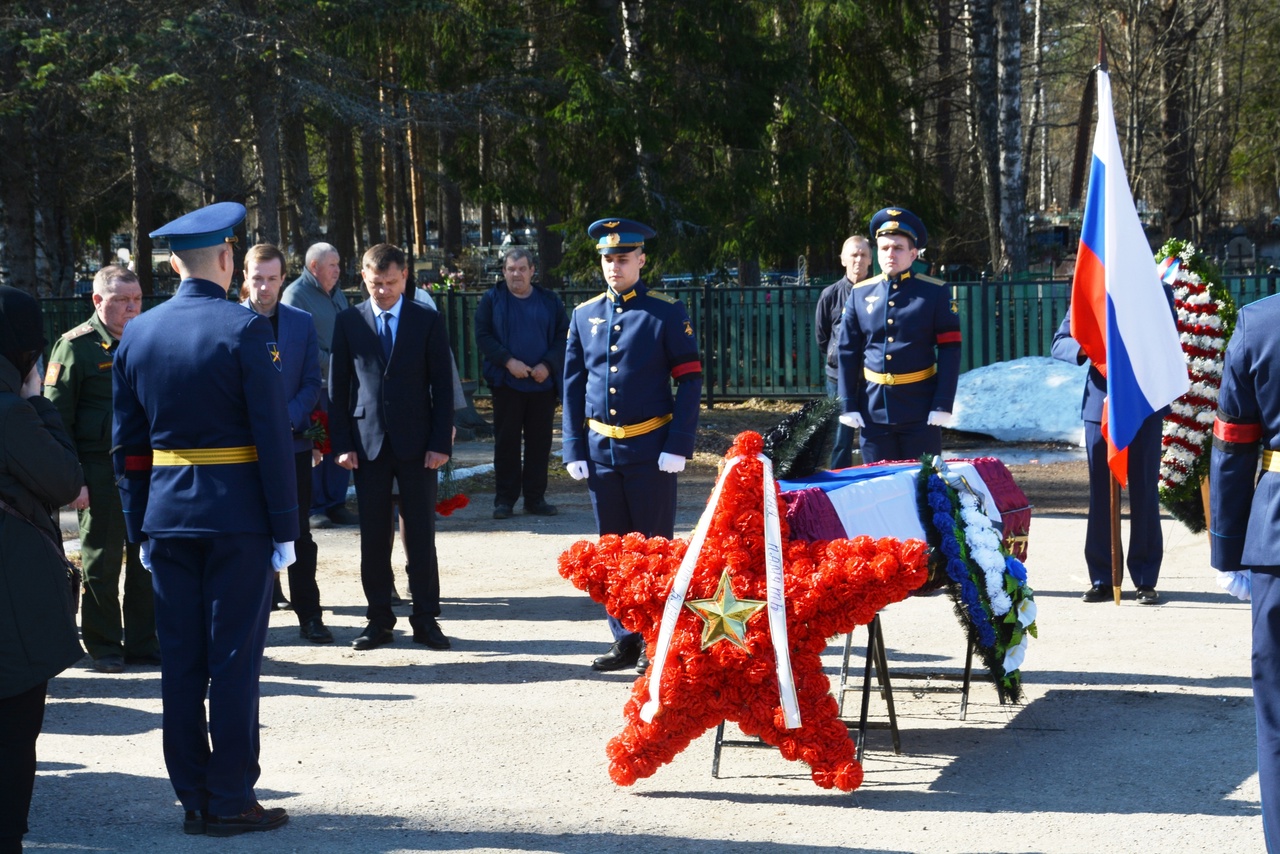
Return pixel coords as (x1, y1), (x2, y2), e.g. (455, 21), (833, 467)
(112, 202), (295, 836)
(329, 243), (454, 651)
(243, 244), (331, 643)
(1052, 289), (1173, 605)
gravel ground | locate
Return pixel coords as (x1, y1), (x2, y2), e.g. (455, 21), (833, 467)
(30, 406), (1261, 853)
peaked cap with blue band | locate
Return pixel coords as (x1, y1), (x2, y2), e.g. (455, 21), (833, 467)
(588, 218), (656, 255)
(150, 201), (246, 251)
(870, 207), (927, 250)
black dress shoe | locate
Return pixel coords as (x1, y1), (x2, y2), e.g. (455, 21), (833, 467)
(352, 623), (394, 650)
(205, 802), (288, 837)
(326, 505), (361, 526)
(525, 500), (558, 516)
(636, 652), (650, 675)
(592, 638), (641, 672)
(412, 619), (451, 650)
(299, 618), (334, 644)
(309, 512), (334, 530)
(183, 810), (206, 835)
(1082, 584), (1114, 603)
(493, 503), (513, 519)
(1136, 586), (1161, 605)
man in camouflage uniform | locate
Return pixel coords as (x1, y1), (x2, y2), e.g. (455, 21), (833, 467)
(45, 265), (158, 673)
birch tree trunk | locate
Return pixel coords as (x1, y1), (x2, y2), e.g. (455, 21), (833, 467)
(967, 0), (1002, 270)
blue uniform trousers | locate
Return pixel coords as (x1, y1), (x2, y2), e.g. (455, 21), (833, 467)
(310, 391), (351, 514)
(150, 534), (273, 817)
(1255, 570), (1280, 853)
(1083, 416), (1163, 588)
(826, 377), (854, 469)
(587, 460), (677, 641)
(858, 420), (941, 465)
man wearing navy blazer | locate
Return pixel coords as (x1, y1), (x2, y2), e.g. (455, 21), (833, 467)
(243, 244), (331, 643)
(329, 243), (454, 651)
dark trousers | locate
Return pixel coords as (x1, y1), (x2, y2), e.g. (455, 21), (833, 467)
(0, 680), (46, 847)
(587, 459), (677, 642)
(79, 458), (158, 661)
(284, 449), (321, 623)
(491, 386), (557, 508)
(1083, 416), (1163, 587)
(825, 377), (854, 469)
(353, 453), (439, 631)
(858, 419), (941, 465)
(1255, 570), (1280, 854)
(311, 391), (351, 513)
(150, 535), (273, 817)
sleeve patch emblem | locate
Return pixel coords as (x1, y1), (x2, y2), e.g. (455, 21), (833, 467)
(44, 362), (63, 385)
(267, 343), (282, 371)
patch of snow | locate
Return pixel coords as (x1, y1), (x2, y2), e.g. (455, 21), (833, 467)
(951, 356), (1087, 445)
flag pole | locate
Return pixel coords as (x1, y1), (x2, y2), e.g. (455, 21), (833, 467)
(1110, 474), (1124, 604)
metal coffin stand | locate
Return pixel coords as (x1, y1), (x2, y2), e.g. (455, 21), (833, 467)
(710, 612), (989, 776)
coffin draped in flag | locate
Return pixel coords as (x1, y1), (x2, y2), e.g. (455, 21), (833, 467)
(1070, 67), (1189, 486)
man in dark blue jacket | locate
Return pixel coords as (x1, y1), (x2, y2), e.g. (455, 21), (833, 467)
(243, 244), (330, 643)
(1210, 293), (1280, 851)
(562, 218), (702, 673)
(1052, 287), (1174, 605)
(475, 248), (569, 519)
(113, 202), (296, 836)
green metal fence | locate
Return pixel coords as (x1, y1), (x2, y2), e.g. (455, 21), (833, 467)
(40, 274), (1280, 401)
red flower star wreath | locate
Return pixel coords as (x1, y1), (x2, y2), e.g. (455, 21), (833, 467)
(558, 431), (929, 791)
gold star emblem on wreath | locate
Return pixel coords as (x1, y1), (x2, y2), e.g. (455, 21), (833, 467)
(684, 569), (766, 650)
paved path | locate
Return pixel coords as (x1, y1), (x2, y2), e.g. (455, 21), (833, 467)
(34, 453), (1262, 853)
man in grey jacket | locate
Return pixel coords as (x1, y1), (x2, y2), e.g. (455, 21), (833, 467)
(281, 243), (357, 530)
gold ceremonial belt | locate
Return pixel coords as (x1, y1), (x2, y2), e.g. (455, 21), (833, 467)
(152, 446), (259, 466)
(1262, 450), (1280, 472)
(864, 364), (937, 386)
(588, 413), (673, 440)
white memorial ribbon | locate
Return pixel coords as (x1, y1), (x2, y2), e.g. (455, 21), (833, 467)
(760, 454), (801, 729)
(639, 453), (801, 730)
(639, 456), (742, 723)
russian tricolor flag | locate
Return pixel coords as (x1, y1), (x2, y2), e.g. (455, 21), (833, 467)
(1070, 68), (1189, 487)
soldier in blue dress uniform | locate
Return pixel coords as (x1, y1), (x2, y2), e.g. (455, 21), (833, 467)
(1209, 292), (1280, 852)
(112, 202), (297, 837)
(836, 207), (962, 463)
(562, 218), (702, 673)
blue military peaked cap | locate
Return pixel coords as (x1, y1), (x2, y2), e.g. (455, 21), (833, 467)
(870, 207), (927, 250)
(588, 218), (656, 255)
(150, 201), (246, 251)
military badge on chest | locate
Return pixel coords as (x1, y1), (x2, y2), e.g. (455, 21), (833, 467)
(589, 317), (607, 337)
(864, 294), (880, 313)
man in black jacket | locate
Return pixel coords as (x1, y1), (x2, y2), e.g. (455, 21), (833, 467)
(475, 248), (570, 519)
(329, 243), (455, 651)
(814, 235), (871, 469)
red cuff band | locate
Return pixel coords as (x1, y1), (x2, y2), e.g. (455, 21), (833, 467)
(670, 361), (702, 379)
(936, 331), (962, 345)
(124, 454), (152, 472)
(1214, 418), (1262, 444)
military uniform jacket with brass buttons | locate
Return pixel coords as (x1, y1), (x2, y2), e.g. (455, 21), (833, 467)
(836, 270), (962, 425)
(562, 280), (702, 467)
(1210, 293), (1280, 573)
(111, 278), (299, 544)
(44, 313), (119, 459)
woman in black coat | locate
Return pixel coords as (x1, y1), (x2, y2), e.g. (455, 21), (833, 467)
(0, 286), (84, 853)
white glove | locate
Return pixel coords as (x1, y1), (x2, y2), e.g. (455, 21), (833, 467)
(658, 452), (686, 473)
(838, 412), (864, 429)
(139, 541), (153, 573)
(1217, 570), (1251, 602)
(272, 541), (296, 572)
(927, 410), (953, 427)
(566, 460), (589, 480)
